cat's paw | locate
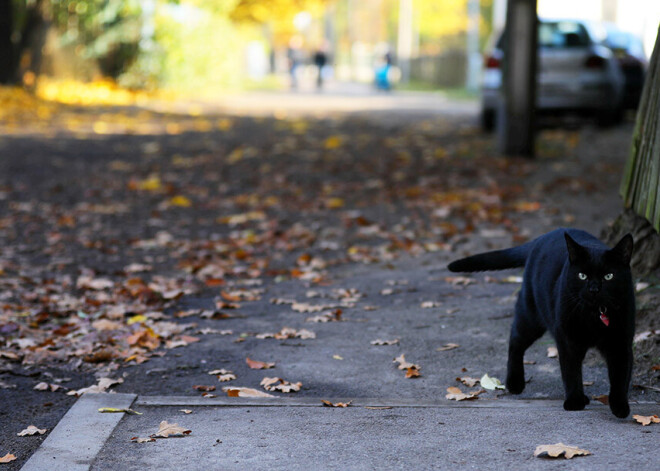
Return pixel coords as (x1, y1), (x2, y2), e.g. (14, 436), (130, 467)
(563, 394), (589, 411)
(609, 398), (630, 418)
(505, 373), (525, 395)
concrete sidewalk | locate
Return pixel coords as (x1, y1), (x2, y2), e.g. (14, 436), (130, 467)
(22, 393), (660, 471)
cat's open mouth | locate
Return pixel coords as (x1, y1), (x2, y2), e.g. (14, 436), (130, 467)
(599, 306), (610, 326)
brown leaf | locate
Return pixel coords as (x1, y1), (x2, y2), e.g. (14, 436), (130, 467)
(131, 437), (156, 443)
(260, 377), (302, 393)
(445, 386), (484, 401)
(632, 414), (660, 426)
(0, 453), (17, 463)
(151, 421), (191, 438)
(222, 386), (275, 398)
(405, 366), (421, 378)
(457, 376), (480, 387)
(246, 357), (275, 369)
(321, 400), (352, 408)
(534, 443), (591, 459)
(592, 394), (609, 405)
(393, 354), (420, 371)
(192, 385), (216, 392)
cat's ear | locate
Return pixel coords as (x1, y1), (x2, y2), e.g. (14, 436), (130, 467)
(611, 233), (634, 265)
(564, 232), (586, 264)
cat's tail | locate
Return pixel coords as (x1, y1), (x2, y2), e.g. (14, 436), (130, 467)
(447, 244), (531, 272)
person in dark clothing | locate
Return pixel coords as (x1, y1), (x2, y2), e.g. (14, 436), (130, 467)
(313, 49), (327, 89)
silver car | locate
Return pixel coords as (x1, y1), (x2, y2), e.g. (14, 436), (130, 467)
(481, 19), (625, 131)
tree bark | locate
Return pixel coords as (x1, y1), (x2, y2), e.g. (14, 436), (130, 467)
(605, 25), (660, 276)
(0, 0), (14, 83)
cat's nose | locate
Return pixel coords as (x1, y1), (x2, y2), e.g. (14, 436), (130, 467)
(588, 282), (600, 293)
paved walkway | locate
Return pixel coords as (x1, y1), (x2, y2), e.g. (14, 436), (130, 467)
(22, 393), (660, 470)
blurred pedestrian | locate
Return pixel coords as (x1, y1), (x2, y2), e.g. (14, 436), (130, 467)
(287, 36), (303, 89)
(313, 49), (327, 89)
(375, 51), (393, 91)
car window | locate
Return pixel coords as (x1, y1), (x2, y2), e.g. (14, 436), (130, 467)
(538, 21), (590, 48)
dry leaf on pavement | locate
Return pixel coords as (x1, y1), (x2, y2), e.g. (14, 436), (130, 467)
(17, 425), (47, 436)
(632, 415), (660, 426)
(457, 376), (480, 387)
(98, 408), (142, 415)
(393, 354), (420, 371)
(445, 386), (484, 401)
(246, 357), (275, 369)
(192, 385), (216, 392)
(131, 437), (156, 443)
(222, 386), (275, 398)
(480, 374), (505, 390)
(534, 443), (591, 459)
(405, 366), (421, 378)
(370, 339), (399, 346)
(437, 343), (460, 352)
(260, 377), (302, 393)
(150, 421), (191, 438)
(592, 394), (609, 405)
(321, 400), (352, 408)
(547, 347), (558, 358)
(0, 453), (16, 463)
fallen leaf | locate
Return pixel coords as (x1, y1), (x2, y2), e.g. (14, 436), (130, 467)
(217, 374), (236, 382)
(534, 443), (591, 459)
(17, 425), (47, 436)
(444, 276), (476, 286)
(333, 355), (344, 360)
(131, 437), (156, 443)
(457, 376), (480, 387)
(67, 377), (123, 396)
(246, 357), (275, 369)
(0, 453), (16, 463)
(592, 394), (609, 405)
(405, 366), (421, 378)
(632, 415), (660, 426)
(393, 354), (420, 371)
(480, 374), (505, 390)
(192, 385), (216, 392)
(222, 386), (275, 398)
(180, 410), (192, 414)
(445, 386), (484, 401)
(98, 408), (142, 415)
(321, 400), (352, 408)
(420, 301), (441, 308)
(208, 369), (232, 375)
(547, 347), (558, 358)
(370, 339), (399, 346)
(151, 421), (191, 438)
(34, 382), (63, 392)
(436, 343), (460, 352)
(260, 377), (302, 393)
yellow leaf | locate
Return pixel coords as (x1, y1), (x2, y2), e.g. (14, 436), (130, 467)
(127, 315), (147, 325)
(138, 175), (162, 191)
(333, 355), (344, 360)
(325, 197), (345, 209)
(169, 195), (192, 207)
(98, 408), (142, 415)
(324, 135), (343, 149)
(633, 414), (660, 426)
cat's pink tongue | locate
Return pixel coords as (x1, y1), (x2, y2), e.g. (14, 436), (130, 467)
(599, 307), (610, 326)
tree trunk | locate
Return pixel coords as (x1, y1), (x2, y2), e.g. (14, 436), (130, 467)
(0, 0), (14, 83)
(604, 25), (660, 276)
(497, 0), (538, 157)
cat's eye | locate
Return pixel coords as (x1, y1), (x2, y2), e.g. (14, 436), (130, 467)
(578, 273), (587, 280)
(604, 273), (614, 281)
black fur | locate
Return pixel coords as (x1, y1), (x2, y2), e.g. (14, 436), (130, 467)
(448, 228), (635, 418)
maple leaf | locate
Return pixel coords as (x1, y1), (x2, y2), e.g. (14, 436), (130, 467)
(0, 453), (16, 463)
(222, 386), (275, 398)
(321, 400), (352, 408)
(17, 425), (47, 436)
(151, 421), (191, 438)
(260, 377), (302, 393)
(534, 443), (591, 459)
(246, 357), (276, 369)
(632, 415), (660, 426)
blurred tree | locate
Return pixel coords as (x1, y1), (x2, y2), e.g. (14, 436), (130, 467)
(0, 0), (142, 85)
(607, 25), (660, 275)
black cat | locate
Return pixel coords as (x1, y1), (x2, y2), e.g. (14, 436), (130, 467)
(448, 228), (635, 418)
